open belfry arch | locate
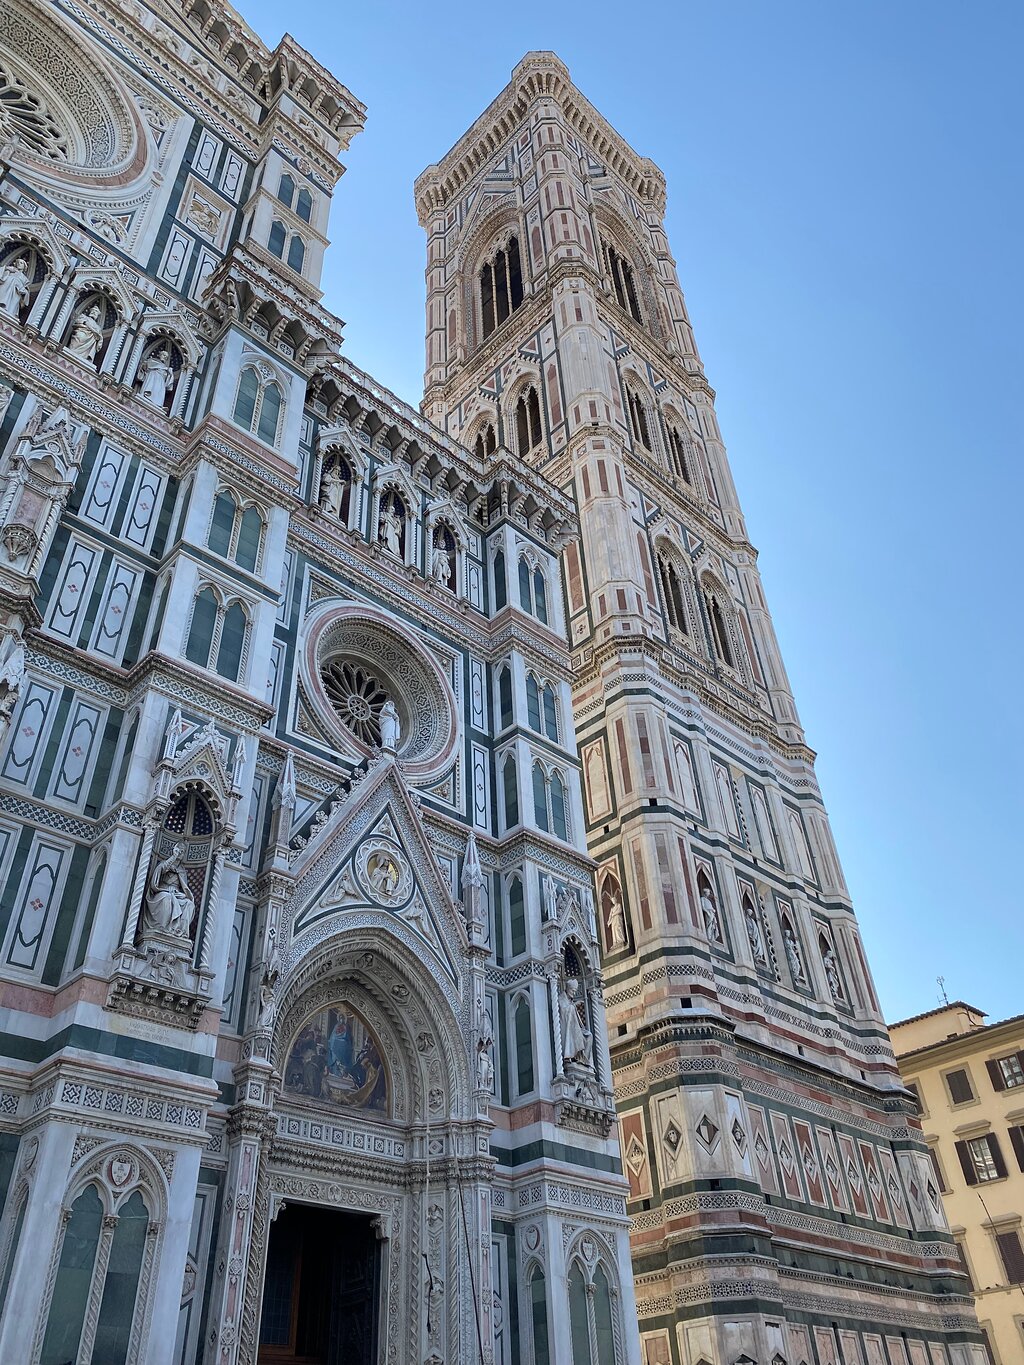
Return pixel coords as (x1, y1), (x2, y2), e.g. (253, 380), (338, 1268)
(415, 50), (988, 1365)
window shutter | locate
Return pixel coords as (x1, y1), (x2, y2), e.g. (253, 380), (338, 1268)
(1016, 1049), (1024, 1073)
(995, 1230), (1024, 1284)
(987, 1133), (1008, 1179)
(986, 1059), (1007, 1092)
(1008, 1125), (1024, 1173)
(946, 1068), (974, 1104)
(955, 1139), (979, 1186)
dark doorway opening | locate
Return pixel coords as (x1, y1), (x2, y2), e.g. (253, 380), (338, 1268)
(258, 1204), (381, 1365)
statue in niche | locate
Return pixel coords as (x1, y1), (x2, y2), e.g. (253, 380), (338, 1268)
(143, 842), (196, 940)
(699, 881), (722, 944)
(542, 874), (558, 923)
(558, 977), (592, 1068)
(783, 923), (806, 984)
(379, 697), (400, 753)
(66, 303), (104, 365)
(257, 953), (280, 1029)
(477, 1033), (494, 1093)
(430, 535), (454, 588)
(744, 900), (767, 964)
(606, 888), (628, 950)
(0, 637), (25, 725)
(319, 461), (347, 518)
(379, 498), (403, 557)
(822, 942), (844, 1000)
(0, 258), (30, 319)
(138, 347), (175, 409)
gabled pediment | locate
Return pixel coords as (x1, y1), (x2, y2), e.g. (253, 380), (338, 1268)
(284, 757), (468, 987)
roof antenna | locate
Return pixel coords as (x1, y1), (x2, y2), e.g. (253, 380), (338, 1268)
(937, 975), (949, 1006)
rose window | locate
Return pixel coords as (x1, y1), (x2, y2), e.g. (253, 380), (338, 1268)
(0, 61), (67, 160)
(321, 659), (389, 747)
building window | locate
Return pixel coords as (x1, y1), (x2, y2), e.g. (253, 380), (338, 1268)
(602, 239), (641, 322)
(525, 675), (558, 741)
(208, 490), (265, 573)
(296, 188), (313, 223)
(287, 235), (306, 273)
(514, 994), (534, 1094)
(529, 1267), (550, 1365)
(501, 754), (519, 828)
(996, 1229), (1024, 1284)
(493, 549), (507, 611)
(233, 365), (284, 445)
(474, 422), (497, 459)
(945, 1067), (975, 1105)
(185, 587), (250, 683)
(1008, 1125), (1024, 1173)
(705, 586), (735, 667)
(515, 386), (543, 457)
(498, 666), (513, 730)
(988, 1052), (1024, 1091)
(517, 557), (548, 623)
(657, 554), (688, 635)
(509, 875), (526, 957)
(626, 385), (651, 449)
(532, 763), (569, 841)
(268, 219), (286, 258)
(278, 173), (295, 206)
(955, 1133), (1007, 1185)
(480, 236), (524, 339)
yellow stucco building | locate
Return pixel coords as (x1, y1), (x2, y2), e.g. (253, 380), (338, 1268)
(890, 1003), (1024, 1364)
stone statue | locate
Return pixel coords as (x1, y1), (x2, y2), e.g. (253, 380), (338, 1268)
(319, 462), (346, 518)
(257, 954), (280, 1028)
(477, 1034), (494, 1092)
(607, 890), (628, 950)
(138, 348), (174, 408)
(430, 540), (452, 585)
(542, 874), (558, 923)
(783, 924), (805, 984)
(143, 842), (196, 940)
(822, 943), (844, 1000)
(66, 303), (104, 365)
(379, 501), (402, 557)
(0, 258), (30, 319)
(379, 698), (400, 752)
(700, 886), (722, 944)
(745, 901), (766, 963)
(559, 978), (592, 1067)
(0, 639), (25, 724)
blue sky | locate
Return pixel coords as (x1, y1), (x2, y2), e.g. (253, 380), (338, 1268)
(241, 1), (1023, 1024)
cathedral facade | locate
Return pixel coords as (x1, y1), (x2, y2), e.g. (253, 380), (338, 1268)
(0, 5), (986, 1365)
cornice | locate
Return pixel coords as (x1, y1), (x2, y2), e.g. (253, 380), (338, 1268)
(415, 52), (665, 223)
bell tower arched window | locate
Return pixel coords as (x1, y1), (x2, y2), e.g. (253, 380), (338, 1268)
(626, 385), (651, 450)
(707, 589), (734, 667)
(658, 554), (688, 635)
(474, 422), (497, 459)
(480, 236), (524, 340)
(515, 386), (543, 458)
(602, 239), (642, 323)
(667, 425), (691, 482)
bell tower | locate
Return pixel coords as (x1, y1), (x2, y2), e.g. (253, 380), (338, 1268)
(417, 52), (987, 1365)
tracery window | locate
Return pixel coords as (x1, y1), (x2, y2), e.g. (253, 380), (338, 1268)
(515, 385), (543, 457)
(322, 659), (389, 746)
(502, 753), (519, 828)
(567, 1251), (619, 1365)
(480, 235), (524, 339)
(529, 1266), (551, 1365)
(626, 384), (651, 450)
(602, 238), (642, 323)
(208, 489), (265, 573)
(513, 993), (534, 1094)
(657, 554), (688, 635)
(497, 665), (513, 730)
(278, 173), (313, 223)
(268, 219), (306, 274)
(493, 549), (507, 610)
(474, 421), (497, 459)
(185, 586), (250, 682)
(0, 65), (69, 161)
(233, 365), (285, 445)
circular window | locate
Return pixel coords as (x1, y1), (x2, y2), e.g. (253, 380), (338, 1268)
(0, 1), (149, 187)
(303, 605), (459, 779)
(322, 659), (389, 747)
